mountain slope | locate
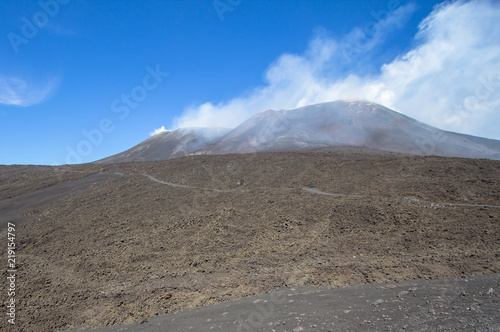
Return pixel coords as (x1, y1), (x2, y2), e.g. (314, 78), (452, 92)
(96, 127), (230, 163)
(200, 100), (500, 160)
(97, 100), (500, 163)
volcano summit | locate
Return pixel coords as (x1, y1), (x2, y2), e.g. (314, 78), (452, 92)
(98, 100), (500, 163)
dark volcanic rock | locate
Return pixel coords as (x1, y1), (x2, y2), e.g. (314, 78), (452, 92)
(1, 151), (499, 331)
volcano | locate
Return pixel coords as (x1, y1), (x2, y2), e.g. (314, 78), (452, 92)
(97, 127), (230, 163)
(97, 100), (500, 163)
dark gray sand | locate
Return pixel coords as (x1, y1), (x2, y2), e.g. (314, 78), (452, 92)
(74, 273), (499, 332)
(0, 172), (123, 228)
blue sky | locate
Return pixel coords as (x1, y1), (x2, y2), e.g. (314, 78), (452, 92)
(0, 0), (499, 165)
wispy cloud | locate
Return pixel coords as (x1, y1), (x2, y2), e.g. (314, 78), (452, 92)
(173, 0), (500, 140)
(339, 2), (417, 64)
(0, 75), (60, 107)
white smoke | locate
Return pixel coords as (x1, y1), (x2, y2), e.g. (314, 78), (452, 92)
(150, 125), (169, 136)
(172, 0), (500, 140)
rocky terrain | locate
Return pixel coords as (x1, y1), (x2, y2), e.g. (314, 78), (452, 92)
(82, 273), (500, 331)
(0, 147), (499, 331)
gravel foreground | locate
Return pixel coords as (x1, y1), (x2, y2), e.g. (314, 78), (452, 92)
(74, 273), (500, 332)
(0, 148), (499, 331)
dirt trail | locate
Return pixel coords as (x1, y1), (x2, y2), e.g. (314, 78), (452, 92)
(141, 174), (225, 192)
(142, 173), (500, 209)
(302, 187), (366, 198)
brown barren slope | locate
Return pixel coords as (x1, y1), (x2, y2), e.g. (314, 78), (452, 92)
(0, 148), (499, 331)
